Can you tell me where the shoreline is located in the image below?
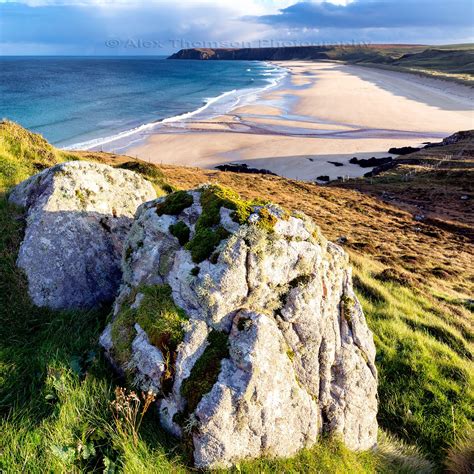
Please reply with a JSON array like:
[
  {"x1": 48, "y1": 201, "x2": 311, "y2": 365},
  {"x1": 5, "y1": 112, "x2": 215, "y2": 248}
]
[
  {"x1": 65, "y1": 62, "x2": 288, "y2": 152},
  {"x1": 123, "y1": 60, "x2": 473, "y2": 182}
]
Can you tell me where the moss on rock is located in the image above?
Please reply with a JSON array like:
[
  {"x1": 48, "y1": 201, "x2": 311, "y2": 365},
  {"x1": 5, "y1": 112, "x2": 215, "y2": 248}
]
[
  {"x1": 110, "y1": 301, "x2": 136, "y2": 369},
  {"x1": 180, "y1": 329, "x2": 229, "y2": 414},
  {"x1": 135, "y1": 285, "x2": 188, "y2": 353},
  {"x1": 185, "y1": 226, "x2": 230, "y2": 263},
  {"x1": 169, "y1": 221, "x2": 191, "y2": 246},
  {"x1": 255, "y1": 207, "x2": 278, "y2": 233},
  {"x1": 183, "y1": 185, "x2": 281, "y2": 263},
  {"x1": 156, "y1": 191, "x2": 193, "y2": 216},
  {"x1": 110, "y1": 284, "x2": 188, "y2": 384}
]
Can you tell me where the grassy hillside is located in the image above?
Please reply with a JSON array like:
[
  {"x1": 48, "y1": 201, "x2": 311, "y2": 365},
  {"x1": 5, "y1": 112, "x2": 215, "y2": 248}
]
[
  {"x1": 0, "y1": 121, "x2": 472, "y2": 472},
  {"x1": 326, "y1": 45, "x2": 474, "y2": 84}
]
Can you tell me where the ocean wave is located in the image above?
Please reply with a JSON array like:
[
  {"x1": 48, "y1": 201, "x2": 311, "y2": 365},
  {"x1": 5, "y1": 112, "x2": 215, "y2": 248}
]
[{"x1": 64, "y1": 64, "x2": 288, "y2": 152}]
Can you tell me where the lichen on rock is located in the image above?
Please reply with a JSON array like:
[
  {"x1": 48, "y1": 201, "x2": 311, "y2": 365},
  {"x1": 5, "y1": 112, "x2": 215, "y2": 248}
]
[{"x1": 101, "y1": 184, "x2": 378, "y2": 469}]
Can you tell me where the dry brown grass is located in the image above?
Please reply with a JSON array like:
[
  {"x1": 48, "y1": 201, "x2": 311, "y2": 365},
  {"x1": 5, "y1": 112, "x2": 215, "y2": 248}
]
[{"x1": 445, "y1": 431, "x2": 474, "y2": 473}]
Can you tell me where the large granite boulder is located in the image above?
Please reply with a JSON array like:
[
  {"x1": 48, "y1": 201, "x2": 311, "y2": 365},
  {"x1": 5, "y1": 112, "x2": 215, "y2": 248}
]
[
  {"x1": 101, "y1": 185, "x2": 378, "y2": 468},
  {"x1": 9, "y1": 161, "x2": 156, "y2": 310}
]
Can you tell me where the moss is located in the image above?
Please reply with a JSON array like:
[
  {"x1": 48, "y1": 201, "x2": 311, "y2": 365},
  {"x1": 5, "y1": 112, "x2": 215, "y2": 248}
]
[
  {"x1": 110, "y1": 285, "x2": 188, "y2": 390},
  {"x1": 185, "y1": 226, "x2": 230, "y2": 264},
  {"x1": 169, "y1": 221, "x2": 190, "y2": 246},
  {"x1": 184, "y1": 185, "x2": 285, "y2": 263},
  {"x1": 155, "y1": 191, "x2": 193, "y2": 216},
  {"x1": 180, "y1": 330, "x2": 229, "y2": 414},
  {"x1": 110, "y1": 303, "x2": 136, "y2": 369},
  {"x1": 135, "y1": 285, "x2": 188, "y2": 354},
  {"x1": 256, "y1": 207, "x2": 278, "y2": 233},
  {"x1": 198, "y1": 185, "x2": 253, "y2": 228}
]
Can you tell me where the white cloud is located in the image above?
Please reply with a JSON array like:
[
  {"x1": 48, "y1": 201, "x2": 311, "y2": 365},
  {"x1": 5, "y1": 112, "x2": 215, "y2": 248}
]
[{"x1": 0, "y1": 0, "x2": 352, "y2": 11}]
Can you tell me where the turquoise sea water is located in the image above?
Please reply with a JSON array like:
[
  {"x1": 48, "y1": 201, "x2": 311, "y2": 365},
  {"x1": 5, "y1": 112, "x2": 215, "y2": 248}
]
[{"x1": 0, "y1": 56, "x2": 285, "y2": 150}]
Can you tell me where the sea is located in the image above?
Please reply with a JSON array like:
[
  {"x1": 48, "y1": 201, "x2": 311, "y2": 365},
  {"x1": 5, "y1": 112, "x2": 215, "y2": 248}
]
[{"x1": 0, "y1": 56, "x2": 286, "y2": 152}]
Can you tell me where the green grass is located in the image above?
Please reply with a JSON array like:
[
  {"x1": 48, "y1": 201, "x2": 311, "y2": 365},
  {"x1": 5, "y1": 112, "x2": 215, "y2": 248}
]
[
  {"x1": 0, "y1": 122, "x2": 468, "y2": 472},
  {"x1": 351, "y1": 254, "x2": 473, "y2": 465},
  {"x1": 155, "y1": 190, "x2": 194, "y2": 216},
  {"x1": 180, "y1": 330, "x2": 229, "y2": 416},
  {"x1": 0, "y1": 120, "x2": 74, "y2": 189}
]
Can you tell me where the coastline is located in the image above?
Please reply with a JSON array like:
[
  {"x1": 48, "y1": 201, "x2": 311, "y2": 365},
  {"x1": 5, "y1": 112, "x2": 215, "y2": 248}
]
[
  {"x1": 65, "y1": 62, "x2": 287, "y2": 152},
  {"x1": 123, "y1": 60, "x2": 473, "y2": 182}
]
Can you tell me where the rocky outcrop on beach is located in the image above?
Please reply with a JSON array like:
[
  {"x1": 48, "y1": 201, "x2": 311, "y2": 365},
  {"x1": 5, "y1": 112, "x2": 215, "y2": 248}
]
[
  {"x1": 350, "y1": 156, "x2": 393, "y2": 167},
  {"x1": 387, "y1": 146, "x2": 420, "y2": 155},
  {"x1": 8, "y1": 161, "x2": 156, "y2": 309},
  {"x1": 100, "y1": 185, "x2": 378, "y2": 469},
  {"x1": 215, "y1": 163, "x2": 277, "y2": 175}
]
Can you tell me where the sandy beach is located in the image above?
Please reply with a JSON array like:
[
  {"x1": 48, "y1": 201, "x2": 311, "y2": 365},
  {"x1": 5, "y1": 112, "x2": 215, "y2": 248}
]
[{"x1": 126, "y1": 61, "x2": 474, "y2": 181}]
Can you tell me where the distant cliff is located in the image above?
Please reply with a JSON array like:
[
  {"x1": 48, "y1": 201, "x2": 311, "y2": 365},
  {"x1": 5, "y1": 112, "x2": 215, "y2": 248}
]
[{"x1": 168, "y1": 46, "x2": 332, "y2": 61}]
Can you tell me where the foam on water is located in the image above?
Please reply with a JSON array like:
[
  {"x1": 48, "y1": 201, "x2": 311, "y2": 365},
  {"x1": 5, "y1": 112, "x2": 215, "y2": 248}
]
[
  {"x1": 0, "y1": 57, "x2": 287, "y2": 151},
  {"x1": 64, "y1": 62, "x2": 287, "y2": 152}
]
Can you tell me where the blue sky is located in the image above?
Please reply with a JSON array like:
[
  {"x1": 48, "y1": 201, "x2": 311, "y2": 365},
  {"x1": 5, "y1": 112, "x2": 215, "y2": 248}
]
[{"x1": 0, "y1": 0, "x2": 473, "y2": 55}]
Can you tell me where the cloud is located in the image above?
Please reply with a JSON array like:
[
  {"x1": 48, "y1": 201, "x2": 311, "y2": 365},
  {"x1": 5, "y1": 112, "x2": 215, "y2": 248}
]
[
  {"x1": 254, "y1": 0, "x2": 474, "y2": 29},
  {"x1": 0, "y1": 1, "x2": 276, "y2": 54},
  {"x1": 0, "y1": 0, "x2": 472, "y2": 55}
]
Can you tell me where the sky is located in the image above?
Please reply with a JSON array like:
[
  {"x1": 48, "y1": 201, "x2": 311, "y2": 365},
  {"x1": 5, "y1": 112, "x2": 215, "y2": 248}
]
[{"x1": 0, "y1": 0, "x2": 473, "y2": 55}]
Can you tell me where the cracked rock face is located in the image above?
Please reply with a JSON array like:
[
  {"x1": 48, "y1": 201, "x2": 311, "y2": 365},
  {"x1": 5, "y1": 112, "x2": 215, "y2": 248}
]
[
  {"x1": 101, "y1": 185, "x2": 378, "y2": 469},
  {"x1": 9, "y1": 161, "x2": 156, "y2": 309}
]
